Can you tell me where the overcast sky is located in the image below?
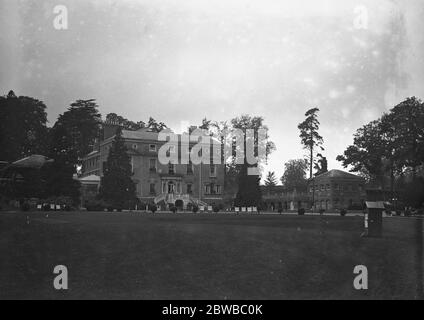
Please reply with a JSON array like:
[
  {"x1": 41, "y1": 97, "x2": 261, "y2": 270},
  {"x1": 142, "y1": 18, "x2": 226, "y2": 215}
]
[{"x1": 1, "y1": 0, "x2": 424, "y2": 182}]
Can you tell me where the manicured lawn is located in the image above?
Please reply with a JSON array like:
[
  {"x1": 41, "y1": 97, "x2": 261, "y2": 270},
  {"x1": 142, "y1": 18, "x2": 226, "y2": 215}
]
[{"x1": 0, "y1": 211, "x2": 422, "y2": 299}]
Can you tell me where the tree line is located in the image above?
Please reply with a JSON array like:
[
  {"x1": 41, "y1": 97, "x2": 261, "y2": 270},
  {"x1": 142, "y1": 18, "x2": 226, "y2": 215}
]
[
  {"x1": 265, "y1": 97, "x2": 424, "y2": 209},
  {"x1": 337, "y1": 97, "x2": 424, "y2": 207},
  {"x1": 0, "y1": 90, "x2": 168, "y2": 206},
  {"x1": 0, "y1": 90, "x2": 276, "y2": 209}
]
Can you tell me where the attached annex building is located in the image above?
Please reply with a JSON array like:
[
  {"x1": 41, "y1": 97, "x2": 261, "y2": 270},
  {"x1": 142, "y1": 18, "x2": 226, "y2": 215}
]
[{"x1": 261, "y1": 169, "x2": 367, "y2": 212}]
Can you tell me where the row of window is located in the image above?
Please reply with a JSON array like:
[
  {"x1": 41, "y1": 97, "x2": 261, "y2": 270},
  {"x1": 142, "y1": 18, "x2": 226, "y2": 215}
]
[
  {"x1": 309, "y1": 184, "x2": 363, "y2": 193},
  {"x1": 148, "y1": 159, "x2": 217, "y2": 176},
  {"x1": 132, "y1": 144, "x2": 158, "y2": 152},
  {"x1": 313, "y1": 199, "x2": 364, "y2": 207},
  {"x1": 148, "y1": 182, "x2": 221, "y2": 195},
  {"x1": 131, "y1": 143, "x2": 220, "y2": 160},
  {"x1": 84, "y1": 157, "x2": 99, "y2": 169}
]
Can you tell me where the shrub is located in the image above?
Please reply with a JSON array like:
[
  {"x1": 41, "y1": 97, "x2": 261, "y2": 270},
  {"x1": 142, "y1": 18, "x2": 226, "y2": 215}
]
[
  {"x1": 340, "y1": 209, "x2": 347, "y2": 216},
  {"x1": 170, "y1": 205, "x2": 177, "y2": 213},
  {"x1": 149, "y1": 204, "x2": 157, "y2": 213},
  {"x1": 278, "y1": 207, "x2": 283, "y2": 214},
  {"x1": 348, "y1": 204, "x2": 364, "y2": 211},
  {"x1": 21, "y1": 202, "x2": 30, "y2": 212},
  {"x1": 86, "y1": 199, "x2": 108, "y2": 211},
  {"x1": 192, "y1": 205, "x2": 199, "y2": 213},
  {"x1": 213, "y1": 205, "x2": 220, "y2": 213},
  {"x1": 319, "y1": 209, "x2": 325, "y2": 215},
  {"x1": 298, "y1": 208, "x2": 305, "y2": 215}
]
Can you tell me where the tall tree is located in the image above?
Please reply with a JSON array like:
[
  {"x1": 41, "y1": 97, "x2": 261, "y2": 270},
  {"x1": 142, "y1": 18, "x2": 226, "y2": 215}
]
[
  {"x1": 298, "y1": 108, "x2": 324, "y2": 179},
  {"x1": 0, "y1": 90, "x2": 48, "y2": 162},
  {"x1": 105, "y1": 113, "x2": 146, "y2": 130},
  {"x1": 44, "y1": 122, "x2": 81, "y2": 203},
  {"x1": 54, "y1": 99, "x2": 102, "y2": 162},
  {"x1": 337, "y1": 120, "x2": 388, "y2": 187},
  {"x1": 99, "y1": 128, "x2": 136, "y2": 208},
  {"x1": 231, "y1": 115, "x2": 275, "y2": 207},
  {"x1": 389, "y1": 97, "x2": 424, "y2": 179},
  {"x1": 264, "y1": 171, "x2": 278, "y2": 187},
  {"x1": 280, "y1": 159, "x2": 308, "y2": 192}
]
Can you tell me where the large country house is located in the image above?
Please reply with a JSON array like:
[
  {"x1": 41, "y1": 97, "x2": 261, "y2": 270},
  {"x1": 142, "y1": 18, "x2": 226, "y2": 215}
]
[{"x1": 80, "y1": 123, "x2": 225, "y2": 210}]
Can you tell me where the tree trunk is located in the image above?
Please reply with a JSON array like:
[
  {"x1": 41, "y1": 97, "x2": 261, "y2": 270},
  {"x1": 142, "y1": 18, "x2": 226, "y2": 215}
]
[{"x1": 310, "y1": 145, "x2": 313, "y2": 179}]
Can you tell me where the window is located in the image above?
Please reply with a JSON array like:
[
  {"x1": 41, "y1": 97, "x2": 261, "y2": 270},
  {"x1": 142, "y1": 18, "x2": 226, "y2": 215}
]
[
  {"x1": 132, "y1": 144, "x2": 138, "y2": 150},
  {"x1": 187, "y1": 183, "x2": 193, "y2": 194},
  {"x1": 149, "y1": 159, "x2": 157, "y2": 172},
  {"x1": 205, "y1": 184, "x2": 211, "y2": 194},
  {"x1": 334, "y1": 184, "x2": 339, "y2": 190},
  {"x1": 326, "y1": 184, "x2": 330, "y2": 191},
  {"x1": 320, "y1": 184, "x2": 324, "y2": 191},
  {"x1": 149, "y1": 144, "x2": 156, "y2": 152},
  {"x1": 215, "y1": 185, "x2": 221, "y2": 194},
  {"x1": 210, "y1": 164, "x2": 216, "y2": 177},
  {"x1": 149, "y1": 183, "x2": 156, "y2": 195},
  {"x1": 168, "y1": 163, "x2": 175, "y2": 175}
]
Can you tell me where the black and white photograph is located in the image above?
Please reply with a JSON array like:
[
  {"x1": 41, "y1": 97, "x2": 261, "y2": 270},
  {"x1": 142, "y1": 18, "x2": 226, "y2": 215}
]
[{"x1": 0, "y1": 0, "x2": 423, "y2": 304}]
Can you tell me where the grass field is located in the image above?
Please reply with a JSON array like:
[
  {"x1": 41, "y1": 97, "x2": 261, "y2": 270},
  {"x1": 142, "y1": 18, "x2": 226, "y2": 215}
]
[{"x1": 0, "y1": 211, "x2": 422, "y2": 300}]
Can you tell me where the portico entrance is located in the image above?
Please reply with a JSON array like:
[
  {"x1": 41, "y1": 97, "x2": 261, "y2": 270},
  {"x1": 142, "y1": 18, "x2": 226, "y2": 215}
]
[{"x1": 167, "y1": 181, "x2": 175, "y2": 194}]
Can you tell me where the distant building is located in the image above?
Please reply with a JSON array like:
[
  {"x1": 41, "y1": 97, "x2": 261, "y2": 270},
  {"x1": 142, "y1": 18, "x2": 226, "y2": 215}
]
[
  {"x1": 261, "y1": 169, "x2": 367, "y2": 212},
  {"x1": 309, "y1": 169, "x2": 366, "y2": 211},
  {"x1": 0, "y1": 155, "x2": 53, "y2": 199},
  {"x1": 261, "y1": 186, "x2": 310, "y2": 211},
  {"x1": 80, "y1": 124, "x2": 225, "y2": 209}
]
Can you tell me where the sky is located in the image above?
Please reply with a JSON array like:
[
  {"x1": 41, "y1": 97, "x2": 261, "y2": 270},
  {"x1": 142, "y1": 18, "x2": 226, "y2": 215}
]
[{"x1": 1, "y1": 0, "x2": 424, "y2": 182}]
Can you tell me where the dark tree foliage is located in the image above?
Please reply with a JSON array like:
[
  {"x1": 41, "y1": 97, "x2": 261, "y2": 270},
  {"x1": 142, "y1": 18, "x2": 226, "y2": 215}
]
[
  {"x1": 298, "y1": 108, "x2": 324, "y2": 179},
  {"x1": 337, "y1": 120, "x2": 387, "y2": 184},
  {"x1": 280, "y1": 159, "x2": 308, "y2": 192},
  {"x1": 105, "y1": 113, "x2": 146, "y2": 130},
  {"x1": 389, "y1": 97, "x2": 424, "y2": 178},
  {"x1": 231, "y1": 115, "x2": 275, "y2": 207},
  {"x1": 234, "y1": 164, "x2": 262, "y2": 207},
  {"x1": 314, "y1": 153, "x2": 328, "y2": 176},
  {"x1": 54, "y1": 99, "x2": 102, "y2": 162},
  {"x1": 0, "y1": 90, "x2": 48, "y2": 162},
  {"x1": 264, "y1": 171, "x2": 277, "y2": 187},
  {"x1": 401, "y1": 177, "x2": 424, "y2": 208},
  {"x1": 99, "y1": 128, "x2": 136, "y2": 208},
  {"x1": 45, "y1": 122, "x2": 81, "y2": 203},
  {"x1": 337, "y1": 97, "x2": 424, "y2": 207},
  {"x1": 147, "y1": 117, "x2": 167, "y2": 132},
  {"x1": 199, "y1": 117, "x2": 212, "y2": 130}
]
